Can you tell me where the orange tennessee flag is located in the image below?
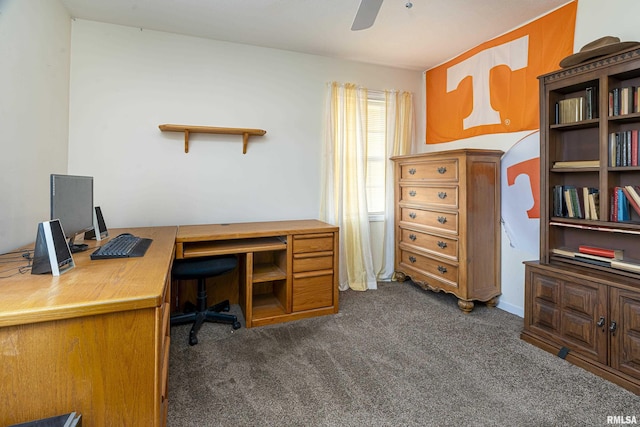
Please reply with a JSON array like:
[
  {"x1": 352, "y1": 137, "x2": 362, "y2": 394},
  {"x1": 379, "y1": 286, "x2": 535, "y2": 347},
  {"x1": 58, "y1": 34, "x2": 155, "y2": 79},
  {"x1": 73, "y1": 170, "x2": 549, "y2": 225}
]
[{"x1": 426, "y1": 1, "x2": 576, "y2": 144}]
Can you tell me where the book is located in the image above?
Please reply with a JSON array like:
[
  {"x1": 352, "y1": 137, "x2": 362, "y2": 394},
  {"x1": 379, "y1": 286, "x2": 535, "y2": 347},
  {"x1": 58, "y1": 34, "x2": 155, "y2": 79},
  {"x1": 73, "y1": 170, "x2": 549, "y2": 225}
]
[
  {"x1": 585, "y1": 86, "x2": 598, "y2": 119},
  {"x1": 578, "y1": 245, "x2": 623, "y2": 259},
  {"x1": 575, "y1": 255, "x2": 612, "y2": 268},
  {"x1": 551, "y1": 247, "x2": 575, "y2": 258},
  {"x1": 588, "y1": 192, "x2": 600, "y2": 220},
  {"x1": 551, "y1": 248, "x2": 613, "y2": 267},
  {"x1": 632, "y1": 129, "x2": 638, "y2": 167},
  {"x1": 611, "y1": 259, "x2": 640, "y2": 273},
  {"x1": 625, "y1": 185, "x2": 640, "y2": 206},
  {"x1": 618, "y1": 187, "x2": 630, "y2": 221},
  {"x1": 583, "y1": 187, "x2": 591, "y2": 220},
  {"x1": 553, "y1": 160, "x2": 600, "y2": 168},
  {"x1": 621, "y1": 186, "x2": 640, "y2": 218}
]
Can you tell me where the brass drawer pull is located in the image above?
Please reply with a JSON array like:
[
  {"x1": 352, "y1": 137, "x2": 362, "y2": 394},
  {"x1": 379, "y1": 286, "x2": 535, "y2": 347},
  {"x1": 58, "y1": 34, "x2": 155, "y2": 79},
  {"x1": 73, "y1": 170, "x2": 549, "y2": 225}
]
[
  {"x1": 409, "y1": 190, "x2": 417, "y2": 197},
  {"x1": 437, "y1": 216, "x2": 447, "y2": 224},
  {"x1": 437, "y1": 265, "x2": 447, "y2": 274},
  {"x1": 437, "y1": 166, "x2": 447, "y2": 174},
  {"x1": 409, "y1": 234, "x2": 417, "y2": 241},
  {"x1": 438, "y1": 191, "x2": 447, "y2": 199},
  {"x1": 437, "y1": 241, "x2": 447, "y2": 249},
  {"x1": 409, "y1": 168, "x2": 416, "y2": 175},
  {"x1": 409, "y1": 256, "x2": 417, "y2": 263},
  {"x1": 409, "y1": 212, "x2": 417, "y2": 219}
]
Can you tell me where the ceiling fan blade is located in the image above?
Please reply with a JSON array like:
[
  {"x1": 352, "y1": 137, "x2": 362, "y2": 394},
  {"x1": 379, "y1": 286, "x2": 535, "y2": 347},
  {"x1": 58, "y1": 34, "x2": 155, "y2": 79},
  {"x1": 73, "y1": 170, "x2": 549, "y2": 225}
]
[{"x1": 351, "y1": 0, "x2": 384, "y2": 31}]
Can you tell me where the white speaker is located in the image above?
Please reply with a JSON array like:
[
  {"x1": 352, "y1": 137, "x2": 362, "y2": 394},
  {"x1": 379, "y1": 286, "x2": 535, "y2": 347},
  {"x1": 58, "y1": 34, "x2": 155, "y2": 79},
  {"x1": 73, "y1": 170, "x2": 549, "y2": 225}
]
[{"x1": 31, "y1": 219, "x2": 75, "y2": 276}]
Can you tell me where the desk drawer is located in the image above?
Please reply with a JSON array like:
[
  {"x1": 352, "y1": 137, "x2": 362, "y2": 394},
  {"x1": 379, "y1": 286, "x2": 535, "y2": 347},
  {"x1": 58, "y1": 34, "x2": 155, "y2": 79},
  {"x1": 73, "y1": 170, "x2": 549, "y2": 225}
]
[
  {"x1": 293, "y1": 252, "x2": 334, "y2": 273},
  {"x1": 400, "y1": 229, "x2": 457, "y2": 260},
  {"x1": 400, "y1": 158, "x2": 459, "y2": 182},
  {"x1": 399, "y1": 249, "x2": 458, "y2": 288},
  {"x1": 400, "y1": 185, "x2": 458, "y2": 208},
  {"x1": 292, "y1": 271, "x2": 334, "y2": 311},
  {"x1": 293, "y1": 233, "x2": 334, "y2": 253},
  {"x1": 400, "y1": 207, "x2": 458, "y2": 234}
]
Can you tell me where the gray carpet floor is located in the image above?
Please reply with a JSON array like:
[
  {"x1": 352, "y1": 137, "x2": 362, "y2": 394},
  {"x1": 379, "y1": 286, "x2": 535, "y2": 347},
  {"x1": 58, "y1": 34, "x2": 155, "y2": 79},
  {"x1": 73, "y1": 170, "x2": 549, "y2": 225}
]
[{"x1": 167, "y1": 281, "x2": 639, "y2": 426}]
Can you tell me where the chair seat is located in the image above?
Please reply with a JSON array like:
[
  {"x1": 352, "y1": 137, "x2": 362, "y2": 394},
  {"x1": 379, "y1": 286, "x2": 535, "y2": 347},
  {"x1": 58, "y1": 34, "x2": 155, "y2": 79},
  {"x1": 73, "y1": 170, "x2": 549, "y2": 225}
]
[{"x1": 172, "y1": 255, "x2": 237, "y2": 279}]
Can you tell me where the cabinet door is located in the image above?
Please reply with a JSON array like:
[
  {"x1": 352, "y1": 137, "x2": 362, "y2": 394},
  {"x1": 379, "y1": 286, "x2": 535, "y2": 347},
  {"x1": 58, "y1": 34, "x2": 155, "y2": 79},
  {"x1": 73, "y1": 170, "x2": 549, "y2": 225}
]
[
  {"x1": 526, "y1": 268, "x2": 607, "y2": 363},
  {"x1": 610, "y1": 288, "x2": 640, "y2": 381}
]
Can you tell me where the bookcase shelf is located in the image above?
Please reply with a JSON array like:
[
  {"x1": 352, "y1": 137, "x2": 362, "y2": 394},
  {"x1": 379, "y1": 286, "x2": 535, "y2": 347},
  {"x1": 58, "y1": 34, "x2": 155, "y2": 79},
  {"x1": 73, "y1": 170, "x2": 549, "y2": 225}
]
[{"x1": 522, "y1": 46, "x2": 640, "y2": 395}]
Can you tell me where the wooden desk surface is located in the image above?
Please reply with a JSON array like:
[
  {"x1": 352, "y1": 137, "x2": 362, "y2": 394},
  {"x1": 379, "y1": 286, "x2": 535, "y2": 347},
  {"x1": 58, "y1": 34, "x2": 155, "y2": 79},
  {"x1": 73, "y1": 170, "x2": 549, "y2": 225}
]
[
  {"x1": 177, "y1": 219, "x2": 338, "y2": 242},
  {"x1": 0, "y1": 226, "x2": 177, "y2": 328}
]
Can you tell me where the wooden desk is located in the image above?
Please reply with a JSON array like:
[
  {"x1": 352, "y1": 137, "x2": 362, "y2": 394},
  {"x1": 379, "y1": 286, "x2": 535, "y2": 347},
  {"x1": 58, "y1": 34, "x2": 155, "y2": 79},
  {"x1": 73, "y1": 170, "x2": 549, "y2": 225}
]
[
  {"x1": 0, "y1": 226, "x2": 176, "y2": 427},
  {"x1": 176, "y1": 220, "x2": 339, "y2": 328}
]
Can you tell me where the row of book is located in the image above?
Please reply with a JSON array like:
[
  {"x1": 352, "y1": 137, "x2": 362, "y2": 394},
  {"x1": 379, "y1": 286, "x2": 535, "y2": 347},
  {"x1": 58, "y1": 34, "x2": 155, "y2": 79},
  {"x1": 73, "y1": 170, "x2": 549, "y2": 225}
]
[
  {"x1": 552, "y1": 245, "x2": 640, "y2": 274},
  {"x1": 553, "y1": 185, "x2": 599, "y2": 220},
  {"x1": 609, "y1": 86, "x2": 639, "y2": 116},
  {"x1": 610, "y1": 185, "x2": 640, "y2": 222},
  {"x1": 609, "y1": 130, "x2": 639, "y2": 167},
  {"x1": 554, "y1": 86, "x2": 598, "y2": 124}
]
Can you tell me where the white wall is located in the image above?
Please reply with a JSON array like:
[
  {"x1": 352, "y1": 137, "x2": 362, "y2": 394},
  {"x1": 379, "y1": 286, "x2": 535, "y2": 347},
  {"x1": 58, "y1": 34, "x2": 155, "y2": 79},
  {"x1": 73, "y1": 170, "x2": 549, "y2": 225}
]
[
  {"x1": 4, "y1": 0, "x2": 638, "y2": 316},
  {"x1": 67, "y1": 20, "x2": 423, "y2": 230},
  {"x1": 0, "y1": 0, "x2": 71, "y2": 253},
  {"x1": 418, "y1": 0, "x2": 640, "y2": 316}
]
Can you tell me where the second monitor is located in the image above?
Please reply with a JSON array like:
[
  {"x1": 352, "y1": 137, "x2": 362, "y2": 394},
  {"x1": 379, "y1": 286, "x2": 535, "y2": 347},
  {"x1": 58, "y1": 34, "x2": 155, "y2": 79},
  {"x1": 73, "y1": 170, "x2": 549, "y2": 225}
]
[{"x1": 50, "y1": 174, "x2": 94, "y2": 253}]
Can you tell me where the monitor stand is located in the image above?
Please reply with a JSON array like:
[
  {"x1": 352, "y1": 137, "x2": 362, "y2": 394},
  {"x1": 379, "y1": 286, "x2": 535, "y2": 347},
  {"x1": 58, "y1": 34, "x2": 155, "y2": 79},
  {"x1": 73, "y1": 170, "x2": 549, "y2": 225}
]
[
  {"x1": 69, "y1": 244, "x2": 89, "y2": 253},
  {"x1": 68, "y1": 236, "x2": 89, "y2": 253}
]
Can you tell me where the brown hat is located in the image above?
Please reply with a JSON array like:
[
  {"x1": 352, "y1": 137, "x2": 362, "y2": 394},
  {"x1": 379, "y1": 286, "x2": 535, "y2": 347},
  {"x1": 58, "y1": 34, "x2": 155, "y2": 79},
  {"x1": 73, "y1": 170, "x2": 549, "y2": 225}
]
[{"x1": 559, "y1": 36, "x2": 640, "y2": 68}]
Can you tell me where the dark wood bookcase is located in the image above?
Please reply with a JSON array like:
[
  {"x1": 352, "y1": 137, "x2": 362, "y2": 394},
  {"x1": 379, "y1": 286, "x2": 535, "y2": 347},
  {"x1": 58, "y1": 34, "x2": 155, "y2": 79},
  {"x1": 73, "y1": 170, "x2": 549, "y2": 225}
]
[{"x1": 522, "y1": 47, "x2": 640, "y2": 395}]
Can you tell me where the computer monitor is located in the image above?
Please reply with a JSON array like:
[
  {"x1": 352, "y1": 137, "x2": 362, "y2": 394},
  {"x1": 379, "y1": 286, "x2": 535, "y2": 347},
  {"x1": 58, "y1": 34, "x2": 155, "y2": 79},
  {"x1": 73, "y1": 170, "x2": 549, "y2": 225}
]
[{"x1": 50, "y1": 174, "x2": 94, "y2": 253}]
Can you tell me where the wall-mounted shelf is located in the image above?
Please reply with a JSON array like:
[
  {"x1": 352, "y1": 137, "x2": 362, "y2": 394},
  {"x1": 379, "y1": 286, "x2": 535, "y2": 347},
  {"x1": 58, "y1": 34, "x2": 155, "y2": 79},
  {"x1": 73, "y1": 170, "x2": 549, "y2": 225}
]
[{"x1": 158, "y1": 124, "x2": 266, "y2": 154}]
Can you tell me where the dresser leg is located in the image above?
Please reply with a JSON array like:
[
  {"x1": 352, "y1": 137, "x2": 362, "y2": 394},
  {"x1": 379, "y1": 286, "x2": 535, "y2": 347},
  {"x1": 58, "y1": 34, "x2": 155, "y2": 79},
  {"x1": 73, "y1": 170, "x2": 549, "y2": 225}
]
[
  {"x1": 486, "y1": 296, "x2": 499, "y2": 307},
  {"x1": 457, "y1": 299, "x2": 474, "y2": 313},
  {"x1": 394, "y1": 271, "x2": 407, "y2": 282}
]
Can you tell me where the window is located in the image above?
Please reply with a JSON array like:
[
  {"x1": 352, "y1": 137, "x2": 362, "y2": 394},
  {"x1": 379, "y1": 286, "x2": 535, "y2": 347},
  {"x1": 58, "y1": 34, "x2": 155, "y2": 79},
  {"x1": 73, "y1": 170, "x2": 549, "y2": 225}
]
[{"x1": 366, "y1": 91, "x2": 386, "y2": 221}]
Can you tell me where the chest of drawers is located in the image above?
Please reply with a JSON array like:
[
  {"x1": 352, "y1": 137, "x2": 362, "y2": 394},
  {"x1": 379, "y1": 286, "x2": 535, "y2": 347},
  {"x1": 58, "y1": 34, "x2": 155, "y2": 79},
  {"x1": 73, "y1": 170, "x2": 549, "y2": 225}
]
[{"x1": 391, "y1": 149, "x2": 502, "y2": 312}]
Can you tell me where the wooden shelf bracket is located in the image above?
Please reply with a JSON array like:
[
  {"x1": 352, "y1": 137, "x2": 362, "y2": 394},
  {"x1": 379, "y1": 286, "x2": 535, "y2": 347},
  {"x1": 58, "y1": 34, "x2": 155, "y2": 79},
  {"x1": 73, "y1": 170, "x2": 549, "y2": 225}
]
[{"x1": 158, "y1": 124, "x2": 266, "y2": 154}]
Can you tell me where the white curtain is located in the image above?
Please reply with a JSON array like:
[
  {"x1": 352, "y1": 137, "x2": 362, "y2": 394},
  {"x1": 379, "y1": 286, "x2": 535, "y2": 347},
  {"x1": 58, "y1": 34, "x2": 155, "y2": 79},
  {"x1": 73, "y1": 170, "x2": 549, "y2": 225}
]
[
  {"x1": 378, "y1": 90, "x2": 414, "y2": 280},
  {"x1": 321, "y1": 83, "x2": 414, "y2": 290},
  {"x1": 320, "y1": 82, "x2": 377, "y2": 291}
]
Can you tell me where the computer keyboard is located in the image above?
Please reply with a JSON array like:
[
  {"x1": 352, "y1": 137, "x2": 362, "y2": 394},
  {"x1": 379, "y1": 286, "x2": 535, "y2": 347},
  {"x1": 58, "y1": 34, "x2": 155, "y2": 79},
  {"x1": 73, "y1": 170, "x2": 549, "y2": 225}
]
[{"x1": 90, "y1": 233, "x2": 153, "y2": 260}]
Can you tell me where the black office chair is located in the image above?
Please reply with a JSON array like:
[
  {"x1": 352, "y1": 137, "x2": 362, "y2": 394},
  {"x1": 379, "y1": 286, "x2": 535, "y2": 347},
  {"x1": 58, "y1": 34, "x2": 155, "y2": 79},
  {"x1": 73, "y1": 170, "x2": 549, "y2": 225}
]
[{"x1": 170, "y1": 255, "x2": 241, "y2": 345}]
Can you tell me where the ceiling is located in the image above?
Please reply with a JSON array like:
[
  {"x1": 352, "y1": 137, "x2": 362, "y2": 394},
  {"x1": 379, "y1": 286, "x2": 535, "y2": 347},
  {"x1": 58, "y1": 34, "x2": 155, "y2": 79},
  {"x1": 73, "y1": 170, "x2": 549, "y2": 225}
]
[{"x1": 59, "y1": 0, "x2": 571, "y2": 71}]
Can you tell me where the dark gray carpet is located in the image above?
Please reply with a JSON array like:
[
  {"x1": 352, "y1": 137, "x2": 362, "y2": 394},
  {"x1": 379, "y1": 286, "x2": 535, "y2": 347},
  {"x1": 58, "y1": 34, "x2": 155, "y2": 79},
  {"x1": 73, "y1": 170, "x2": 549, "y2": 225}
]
[{"x1": 168, "y1": 281, "x2": 639, "y2": 426}]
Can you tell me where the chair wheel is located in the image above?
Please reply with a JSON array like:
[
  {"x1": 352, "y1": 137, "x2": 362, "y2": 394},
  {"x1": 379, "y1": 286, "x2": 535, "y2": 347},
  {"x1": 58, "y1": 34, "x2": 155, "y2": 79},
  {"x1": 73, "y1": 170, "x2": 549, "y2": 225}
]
[
  {"x1": 189, "y1": 336, "x2": 198, "y2": 346},
  {"x1": 232, "y1": 321, "x2": 241, "y2": 330}
]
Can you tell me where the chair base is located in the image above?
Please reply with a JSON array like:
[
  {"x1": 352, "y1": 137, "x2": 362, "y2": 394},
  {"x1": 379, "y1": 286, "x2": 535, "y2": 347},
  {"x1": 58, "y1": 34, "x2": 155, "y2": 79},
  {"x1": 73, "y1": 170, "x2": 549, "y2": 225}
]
[
  {"x1": 171, "y1": 300, "x2": 241, "y2": 345},
  {"x1": 171, "y1": 275, "x2": 242, "y2": 346}
]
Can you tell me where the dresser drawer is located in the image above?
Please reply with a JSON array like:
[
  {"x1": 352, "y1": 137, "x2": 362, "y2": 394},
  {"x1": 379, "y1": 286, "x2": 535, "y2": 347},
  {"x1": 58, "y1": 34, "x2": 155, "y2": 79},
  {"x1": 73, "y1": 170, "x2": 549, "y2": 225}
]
[
  {"x1": 293, "y1": 233, "x2": 334, "y2": 253},
  {"x1": 399, "y1": 249, "x2": 458, "y2": 288},
  {"x1": 292, "y1": 271, "x2": 334, "y2": 311},
  {"x1": 400, "y1": 207, "x2": 458, "y2": 234},
  {"x1": 400, "y1": 158, "x2": 459, "y2": 181},
  {"x1": 293, "y1": 252, "x2": 334, "y2": 273},
  {"x1": 400, "y1": 228, "x2": 457, "y2": 260},
  {"x1": 400, "y1": 185, "x2": 458, "y2": 208}
]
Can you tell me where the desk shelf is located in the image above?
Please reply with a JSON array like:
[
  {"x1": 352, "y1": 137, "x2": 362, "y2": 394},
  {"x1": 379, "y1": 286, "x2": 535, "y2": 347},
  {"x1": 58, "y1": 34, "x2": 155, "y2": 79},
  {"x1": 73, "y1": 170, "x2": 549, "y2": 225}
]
[
  {"x1": 158, "y1": 124, "x2": 266, "y2": 154},
  {"x1": 253, "y1": 263, "x2": 287, "y2": 283},
  {"x1": 252, "y1": 294, "x2": 287, "y2": 319}
]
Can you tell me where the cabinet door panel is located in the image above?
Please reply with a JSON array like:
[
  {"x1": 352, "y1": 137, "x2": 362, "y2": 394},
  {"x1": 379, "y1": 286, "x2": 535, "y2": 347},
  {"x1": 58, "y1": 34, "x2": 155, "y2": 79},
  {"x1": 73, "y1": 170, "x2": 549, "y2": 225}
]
[
  {"x1": 526, "y1": 268, "x2": 606, "y2": 363},
  {"x1": 529, "y1": 272, "x2": 560, "y2": 333},
  {"x1": 610, "y1": 288, "x2": 640, "y2": 381}
]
